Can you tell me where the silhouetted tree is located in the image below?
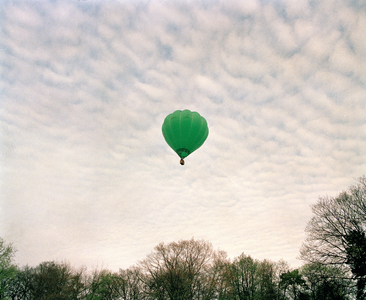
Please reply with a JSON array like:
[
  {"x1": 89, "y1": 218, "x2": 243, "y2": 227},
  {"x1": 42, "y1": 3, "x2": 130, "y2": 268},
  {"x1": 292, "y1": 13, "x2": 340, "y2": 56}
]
[
  {"x1": 139, "y1": 238, "x2": 218, "y2": 300},
  {"x1": 119, "y1": 266, "x2": 147, "y2": 300},
  {"x1": 280, "y1": 269, "x2": 307, "y2": 300},
  {"x1": 229, "y1": 253, "x2": 257, "y2": 300},
  {"x1": 300, "y1": 262, "x2": 351, "y2": 300},
  {"x1": 86, "y1": 269, "x2": 125, "y2": 300},
  {"x1": 0, "y1": 238, "x2": 17, "y2": 299},
  {"x1": 32, "y1": 261, "x2": 84, "y2": 300},
  {"x1": 221, "y1": 253, "x2": 288, "y2": 300},
  {"x1": 256, "y1": 259, "x2": 278, "y2": 300},
  {"x1": 344, "y1": 229, "x2": 366, "y2": 300},
  {"x1": 300, "y1": 176, "x2": 366, "y2": 299}
]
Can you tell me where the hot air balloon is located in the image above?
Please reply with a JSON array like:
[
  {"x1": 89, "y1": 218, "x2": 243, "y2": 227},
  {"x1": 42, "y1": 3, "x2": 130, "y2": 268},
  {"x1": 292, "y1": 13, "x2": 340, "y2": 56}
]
[{"x1": 162, "y1": 109, "x2": 209, "y2": 165}]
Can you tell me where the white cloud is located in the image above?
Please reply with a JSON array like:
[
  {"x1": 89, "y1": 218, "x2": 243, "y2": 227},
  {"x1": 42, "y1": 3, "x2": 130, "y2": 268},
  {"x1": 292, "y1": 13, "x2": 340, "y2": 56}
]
[{"x1": 0, "y1": 0, "x2": 365, "y2": 271}]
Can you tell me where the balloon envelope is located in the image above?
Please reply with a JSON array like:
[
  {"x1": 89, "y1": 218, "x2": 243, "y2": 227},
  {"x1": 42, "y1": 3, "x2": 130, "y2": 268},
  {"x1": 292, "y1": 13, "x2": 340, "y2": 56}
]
[{"x1": 162, "y1": 109, "x2": 209, "y2": 161}]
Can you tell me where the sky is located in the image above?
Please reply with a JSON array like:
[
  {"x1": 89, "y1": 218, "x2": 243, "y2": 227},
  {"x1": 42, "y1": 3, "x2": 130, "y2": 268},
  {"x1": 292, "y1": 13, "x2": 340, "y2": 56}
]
[{"x1": 0, "y1": 0, "x2": 365, "y2": 272}]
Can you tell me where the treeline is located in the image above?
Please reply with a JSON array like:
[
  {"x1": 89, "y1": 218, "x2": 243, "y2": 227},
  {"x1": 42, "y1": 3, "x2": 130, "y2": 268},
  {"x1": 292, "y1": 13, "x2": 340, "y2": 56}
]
[
  {"x1": 0, "y1": 239, "x2": 353, "y2": 300},
  {"x1": 1, "y1": 176, "x2": 365, "y2": 300}
]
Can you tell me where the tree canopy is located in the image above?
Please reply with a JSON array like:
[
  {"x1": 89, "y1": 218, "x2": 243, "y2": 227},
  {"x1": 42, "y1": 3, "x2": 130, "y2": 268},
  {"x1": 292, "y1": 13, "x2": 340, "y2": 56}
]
[{"x1": 0, "y1": 237, "x2": 17, "y2": 297}]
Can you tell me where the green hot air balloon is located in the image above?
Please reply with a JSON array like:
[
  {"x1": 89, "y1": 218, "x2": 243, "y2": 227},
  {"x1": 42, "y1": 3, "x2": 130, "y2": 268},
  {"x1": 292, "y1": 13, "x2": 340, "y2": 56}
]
[{"x1": 162, "y1": 109, "x2": 209, "y2": 165}]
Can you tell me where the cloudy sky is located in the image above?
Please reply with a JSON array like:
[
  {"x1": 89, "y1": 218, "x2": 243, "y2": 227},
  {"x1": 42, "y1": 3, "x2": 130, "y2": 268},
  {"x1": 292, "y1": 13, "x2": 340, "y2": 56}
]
[{"x1": 1, "y1": 0, "x2": 365, "y2": 272}]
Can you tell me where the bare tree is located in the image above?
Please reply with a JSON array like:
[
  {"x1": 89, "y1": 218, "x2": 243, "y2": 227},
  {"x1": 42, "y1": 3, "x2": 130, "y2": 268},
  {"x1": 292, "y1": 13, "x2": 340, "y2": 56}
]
[
  {"x1": 300, "y1": 176, "x2": 366, "y2": 299},
  {"x1": 119, "y1": 266, "x2": 147, "y2": 300},
  {"x1": 139, "y1": 238, "x2": 218, "y2": 300}
]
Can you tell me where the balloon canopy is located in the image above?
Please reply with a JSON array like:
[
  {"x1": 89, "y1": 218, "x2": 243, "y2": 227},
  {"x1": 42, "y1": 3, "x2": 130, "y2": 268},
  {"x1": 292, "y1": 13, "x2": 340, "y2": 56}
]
[{"x1": 162, "y1": 109, "x2": 209, "y2": 164}]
